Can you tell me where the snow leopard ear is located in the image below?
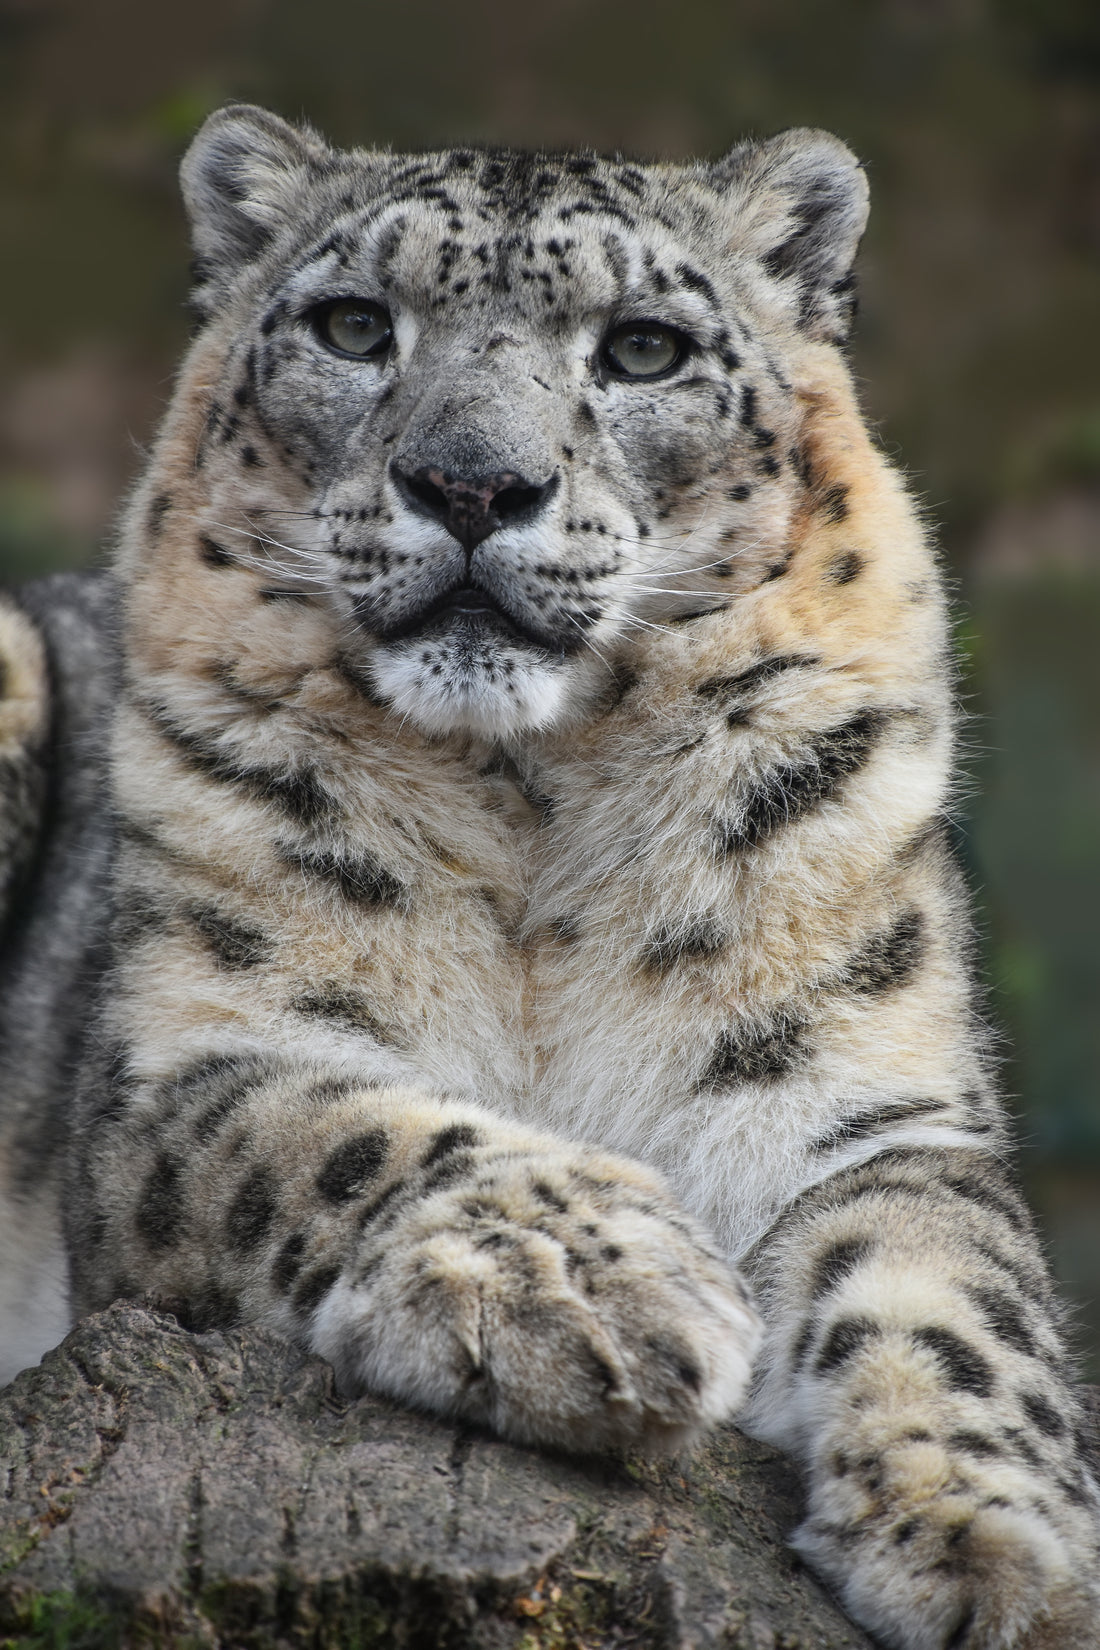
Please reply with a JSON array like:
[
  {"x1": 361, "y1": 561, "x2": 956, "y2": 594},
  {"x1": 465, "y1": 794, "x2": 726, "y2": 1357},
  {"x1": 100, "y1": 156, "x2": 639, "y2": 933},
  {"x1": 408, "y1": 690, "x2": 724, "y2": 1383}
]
[
  {"x1": 181, "y1": 104, "x2": 333, "y2": 289},
  {"x1": 709, "y1": 129, "x2": 869, "y2": 343}
]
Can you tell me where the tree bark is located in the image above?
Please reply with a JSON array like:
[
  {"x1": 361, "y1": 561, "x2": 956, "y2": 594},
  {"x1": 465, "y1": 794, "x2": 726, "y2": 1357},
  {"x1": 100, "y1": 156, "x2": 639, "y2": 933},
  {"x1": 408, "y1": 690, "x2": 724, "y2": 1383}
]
[{"x1": 2, "y1": 1304, "x2": 1097, "y2": 1648}]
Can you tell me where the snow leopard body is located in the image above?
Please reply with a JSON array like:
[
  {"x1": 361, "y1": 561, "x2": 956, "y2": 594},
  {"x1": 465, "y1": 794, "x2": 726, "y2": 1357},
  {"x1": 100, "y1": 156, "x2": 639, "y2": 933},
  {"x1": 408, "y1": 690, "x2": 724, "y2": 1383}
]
[{"x1": 0, "y1": 106, "x2": 1097, "y2": 1649}]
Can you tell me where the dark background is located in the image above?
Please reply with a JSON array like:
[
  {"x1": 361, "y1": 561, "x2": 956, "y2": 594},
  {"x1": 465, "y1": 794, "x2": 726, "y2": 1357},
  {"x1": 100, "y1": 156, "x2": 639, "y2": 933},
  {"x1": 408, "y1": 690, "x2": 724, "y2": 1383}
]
[{"x1": 2, "y1": 0, "x2": 1097, "y2": 1374}]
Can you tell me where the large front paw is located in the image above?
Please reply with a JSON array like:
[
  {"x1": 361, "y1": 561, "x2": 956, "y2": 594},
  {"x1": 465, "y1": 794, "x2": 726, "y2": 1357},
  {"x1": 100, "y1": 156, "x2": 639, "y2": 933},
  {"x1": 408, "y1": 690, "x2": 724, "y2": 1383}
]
[
  {"x1": 311, "y1": 1142, "x2": 760, "y2": 1453},
  {"x1": 796, "y1": 1427, "x2": 1100, "y2": 1649}
]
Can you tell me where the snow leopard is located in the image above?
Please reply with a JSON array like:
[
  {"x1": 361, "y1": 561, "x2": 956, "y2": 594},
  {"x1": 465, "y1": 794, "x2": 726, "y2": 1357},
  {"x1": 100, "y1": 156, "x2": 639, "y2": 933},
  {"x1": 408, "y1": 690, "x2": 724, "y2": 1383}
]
[{"x1": 0, "y1": 104, "x2": 1097, "y2": 1649}]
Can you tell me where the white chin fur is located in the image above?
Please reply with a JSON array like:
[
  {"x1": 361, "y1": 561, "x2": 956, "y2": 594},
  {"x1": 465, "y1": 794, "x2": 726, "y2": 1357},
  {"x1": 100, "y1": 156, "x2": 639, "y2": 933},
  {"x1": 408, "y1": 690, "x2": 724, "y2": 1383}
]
[{"x1": 369, "y1": 639, "x2": 571, "y2": 738}]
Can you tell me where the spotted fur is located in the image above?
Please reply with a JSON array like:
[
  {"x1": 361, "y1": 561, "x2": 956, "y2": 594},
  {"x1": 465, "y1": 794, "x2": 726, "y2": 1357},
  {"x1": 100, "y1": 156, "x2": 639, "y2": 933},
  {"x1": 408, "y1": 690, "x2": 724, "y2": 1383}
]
[{"x1": 1, "y1": 106, "x2": 1096, "y2": 1648}]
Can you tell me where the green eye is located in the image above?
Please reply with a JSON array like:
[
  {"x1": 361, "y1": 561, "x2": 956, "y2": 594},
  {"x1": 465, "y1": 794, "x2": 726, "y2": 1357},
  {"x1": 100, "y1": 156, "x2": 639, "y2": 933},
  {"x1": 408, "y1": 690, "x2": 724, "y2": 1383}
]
[
  {"x1": 316, "y1": 298, "x2": 393, "y2": 359},
  {"x1": 601, "y1": 321, "x2": 685, "y2": 380}
]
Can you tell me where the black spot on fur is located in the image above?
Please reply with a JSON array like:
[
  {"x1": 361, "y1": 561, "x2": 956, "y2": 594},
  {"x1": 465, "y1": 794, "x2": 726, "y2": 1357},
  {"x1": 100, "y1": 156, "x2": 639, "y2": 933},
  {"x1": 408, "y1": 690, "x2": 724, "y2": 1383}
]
[
  {"x1": 280, "y1": 845, "x2": 409, "y2": 909},
  {"x1": 198, "y1": 535, "x2": 234, "y2": 567},
  {"x1": 317, "y1": 1129, "x2": 389, "y2": 1203},
  {"x1": 293, "y1": 1264, "x2": 341, "y2": 1318},
  {"x1": 240, "y1": 444, "x2": 263, "y2": 468},
  {"x1": 944, "y1": 1606, "x2": 977, "y2": 1650},
  {"x1": 675, "y1": 262, "x2": 719, "y2": 307},
  {"x1": 790, "y1": 1316, "x2": 817, "y2": 1371},
  {"x1": 1073, "y1": 1423, "x2": 1095, "y2": 1462},
  {"x1": 666, "y1": 603, "x2": 727, "y2": 629},
  {"x1": 148, "y1": 493, "x2": 173, "y2": 538},
  {"x1": 964, "y1": 1284, "x2": 1037, "y2": 1359},
  {"x1": 331, "y1": 654, "x2": 389, "y2": 708},
  {"x1": 142, "y1": 701, "x2": 335, "y2": 827},
  {"x1": 190, "y1": 905, "x2": 270, "y2": 970},
  {"x1": 81, "y1": 1043, "x2": 138, "y2": 1129},
  {"x1": 641, "y1": 916, "x2": 727, "y2": 974},
  {"x1": 532, "y1": 1179, "x2": 569, "y2": 1214},
  {"x1": 790, "y1": 442, "x2": 817, "y2": 488},
  {"x1": 809, "y1": 1237, "x2": 875, "y2": 1300},
  {"x1": 646, "y1": 1335, "x2": 703, "y2": 1392},
  {"x1": 827, "y1": 550, "x2": 862, "y2": 588},
  {"x1": 577, "y1": 1343, "x2": 621, "y2": 1397},
  {"x1": 815, "y1": 1315, "x2": 881, "y2": 1374},
  {"x1": 760, "y1": 548, "x2": 793, "y2": 581},
  {"x1": 184, "y1": 1053, "x2": 271, "y2": 1143},
  {"x1": 422, "y1": 1124, "x2": 482, "y2": 1168},
  {"x1": 697, "y1": 653, "x2": 820, "y2": 723},
  {"x1": 809, "y1": 1096, "x2": 948, "y2": 1155},
  {"x1": 1058, "y1": 1470, "x2": 1092, "y2": 1507},
  {"x1": 226, "y1": 1165, "x2": 278, "y2": 1253},
  {"x1": 701, "y1": 1010, "x2": 806, "y2": 1087},
  {"x1": 603, "y1": 663, "x2": 638, "y2": 711},
  {"x1": 290, "y1": 984, "x2": 390, "y2": 1042},
  {"x1": 422, "y1": 1151, "x2": 476, "y2": 1193},
  {"x1": 1002, "y1": 1426, "x2": 1043, "y2": 1468},
  {"x1": 304, "y1": 1077, "x2": 365, "y2": 1107},
  {"x1": 136, "y1": 1154, "x2": 185, "y2": 1252},
  {"x1": 845, "y1": 910, "x2": 927, "y2": 995},
  {"x1": 819, "y1": 484, "x2": 849, "y2": 524},
  {"x1": 110, "y1": 889, "x2": 168, "y2": 949},
  {"x1": 912, "y1": 1326, "x2": 994, "y2": 1396},
  {"x1": 715, "y1": 710, "x2": 888, "y2": 853},
  {"x1": 273, "y1": 1231, "x2": 307, "y2": 1293},
  {"x1": 937, "y1": 1162, "x2": 1030, "y2": 1233},
  {"x1": 358, "y1": 1181, "x2": 405, "y2": 1230},
  {"x1": 950, "y1": 1429, "x2": 1001, "y2": 1458},
  {"x1": 1019, "y1": 1390, "x2": 1065, "y2": 1438}
]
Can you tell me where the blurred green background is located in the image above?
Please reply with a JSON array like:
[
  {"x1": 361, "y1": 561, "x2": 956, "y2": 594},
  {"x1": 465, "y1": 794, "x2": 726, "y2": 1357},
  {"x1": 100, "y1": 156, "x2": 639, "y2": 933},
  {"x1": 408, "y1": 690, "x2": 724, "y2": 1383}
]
[{"x1": 1, "y1": 0, "x2": 1097, "y2": 1372}]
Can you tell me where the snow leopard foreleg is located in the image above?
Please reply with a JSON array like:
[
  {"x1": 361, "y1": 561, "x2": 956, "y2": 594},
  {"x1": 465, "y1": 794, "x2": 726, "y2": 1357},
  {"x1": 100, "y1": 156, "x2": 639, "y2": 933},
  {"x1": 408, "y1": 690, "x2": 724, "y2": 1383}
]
[
  {"x1": 743, "y1": 1146, "x2": 1100, "y2": 1649},
  {"x1": 68, "y1": 1052, "x2": 760, "y2": 1453}
]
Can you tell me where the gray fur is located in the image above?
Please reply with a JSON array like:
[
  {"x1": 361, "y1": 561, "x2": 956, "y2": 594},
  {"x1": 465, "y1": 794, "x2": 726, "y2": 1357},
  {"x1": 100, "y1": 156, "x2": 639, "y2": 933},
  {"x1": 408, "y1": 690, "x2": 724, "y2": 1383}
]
[{"x1": 0, "y1": 572, "x2": 118, "y2": 1380}]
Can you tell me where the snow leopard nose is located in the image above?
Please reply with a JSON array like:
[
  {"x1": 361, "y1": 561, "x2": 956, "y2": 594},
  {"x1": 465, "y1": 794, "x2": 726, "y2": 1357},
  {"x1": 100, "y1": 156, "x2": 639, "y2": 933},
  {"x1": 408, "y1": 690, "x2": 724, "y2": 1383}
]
[{"x1": 390, "y1": 463, "x2": 559, "y2": 550}]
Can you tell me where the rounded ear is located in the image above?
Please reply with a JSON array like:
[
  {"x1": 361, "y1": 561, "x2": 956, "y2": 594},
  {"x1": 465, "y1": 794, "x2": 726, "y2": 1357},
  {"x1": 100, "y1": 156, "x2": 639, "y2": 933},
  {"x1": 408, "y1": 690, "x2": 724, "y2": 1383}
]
[
  {"x1": 180, "y1": 104, "x2": 333, "y2": 288},
  {"x1": 709, "y1": 129, "x2": 869, "y2": 343}
]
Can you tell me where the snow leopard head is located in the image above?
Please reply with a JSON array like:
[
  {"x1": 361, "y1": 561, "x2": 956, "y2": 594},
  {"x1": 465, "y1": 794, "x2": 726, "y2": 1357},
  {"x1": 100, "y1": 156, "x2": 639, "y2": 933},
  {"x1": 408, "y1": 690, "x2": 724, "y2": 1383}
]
[{"x1": 177, "y1": 105, "x2": 868, "y2": 737}]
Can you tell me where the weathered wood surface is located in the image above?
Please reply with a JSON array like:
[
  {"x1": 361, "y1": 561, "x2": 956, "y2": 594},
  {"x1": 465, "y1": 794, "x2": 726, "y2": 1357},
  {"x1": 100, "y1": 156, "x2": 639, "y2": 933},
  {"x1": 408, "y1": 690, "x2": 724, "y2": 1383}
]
[{"x1": 2, "y1": 1304, "x2": 1097, "y2": 1648}]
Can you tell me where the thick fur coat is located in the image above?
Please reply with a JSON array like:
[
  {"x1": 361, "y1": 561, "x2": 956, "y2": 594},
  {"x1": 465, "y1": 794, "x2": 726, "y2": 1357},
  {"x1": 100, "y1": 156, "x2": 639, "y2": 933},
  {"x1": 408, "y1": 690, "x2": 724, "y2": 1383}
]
[{"x1": 0, "y1": 107, "x2": 1096, "y2": 1649}]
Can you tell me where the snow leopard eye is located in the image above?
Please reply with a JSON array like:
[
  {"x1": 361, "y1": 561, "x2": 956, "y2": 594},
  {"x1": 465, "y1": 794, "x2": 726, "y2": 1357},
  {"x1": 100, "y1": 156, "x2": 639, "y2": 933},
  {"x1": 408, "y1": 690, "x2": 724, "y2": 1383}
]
[
  {"x1": 601, "y1": 321, "x2": 688, "y2": 380},
  {"x1": 314, "y1": 298, "x2": 393, "y2": 360}
]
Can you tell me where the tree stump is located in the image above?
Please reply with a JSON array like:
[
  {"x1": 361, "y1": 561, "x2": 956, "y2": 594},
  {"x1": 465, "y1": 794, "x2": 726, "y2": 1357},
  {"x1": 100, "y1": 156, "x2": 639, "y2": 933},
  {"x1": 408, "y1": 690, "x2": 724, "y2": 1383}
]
[{"x1": 2, "y1": 1304, "x2": 1097, "y2": 1648}]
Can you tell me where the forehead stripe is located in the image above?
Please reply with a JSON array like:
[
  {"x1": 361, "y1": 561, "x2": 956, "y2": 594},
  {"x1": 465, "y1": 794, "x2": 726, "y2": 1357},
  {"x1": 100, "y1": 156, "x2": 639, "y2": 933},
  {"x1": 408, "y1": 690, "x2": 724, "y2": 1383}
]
[{"x1": 675, "y1": 263, "x2": 721, "y2": 309}]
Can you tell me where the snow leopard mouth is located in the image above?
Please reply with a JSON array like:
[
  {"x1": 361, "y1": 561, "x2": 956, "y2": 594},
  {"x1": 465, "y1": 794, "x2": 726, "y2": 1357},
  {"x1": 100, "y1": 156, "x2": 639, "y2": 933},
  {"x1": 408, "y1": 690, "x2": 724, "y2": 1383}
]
[{"x1": 359, "y1": 583, "x2": 574, "y2": 656}]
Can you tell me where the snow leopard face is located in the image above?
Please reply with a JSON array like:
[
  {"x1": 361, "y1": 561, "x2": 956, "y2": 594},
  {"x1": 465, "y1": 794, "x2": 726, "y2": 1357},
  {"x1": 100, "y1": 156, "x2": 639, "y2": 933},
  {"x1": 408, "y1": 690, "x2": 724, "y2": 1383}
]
[{"x1": 180, "y1": 107, "x2": 867, "y2": 737}]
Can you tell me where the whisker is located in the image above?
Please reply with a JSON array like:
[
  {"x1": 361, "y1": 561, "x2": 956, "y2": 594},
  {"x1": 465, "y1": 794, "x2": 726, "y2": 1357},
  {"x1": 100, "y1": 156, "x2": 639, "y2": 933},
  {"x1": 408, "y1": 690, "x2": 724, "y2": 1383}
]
[{"x1": 204, "y1": 519, "x2": 331, "y2": 585}]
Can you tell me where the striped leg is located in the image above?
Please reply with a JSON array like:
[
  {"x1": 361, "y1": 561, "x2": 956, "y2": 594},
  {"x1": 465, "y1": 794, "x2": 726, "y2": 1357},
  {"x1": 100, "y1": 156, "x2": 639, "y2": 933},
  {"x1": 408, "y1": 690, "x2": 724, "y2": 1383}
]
[
  {"x1": 742, "y1": 1147, "x2": 1100, "y2": 1649},
  {"x1": 69, "y1": 1050, "x2": 759, "y2": 1453}
]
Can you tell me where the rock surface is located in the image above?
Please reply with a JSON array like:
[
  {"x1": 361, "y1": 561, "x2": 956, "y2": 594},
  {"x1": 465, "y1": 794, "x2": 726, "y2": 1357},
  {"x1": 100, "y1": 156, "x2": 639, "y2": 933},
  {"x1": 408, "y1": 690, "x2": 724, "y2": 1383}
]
[{"x1": 1, "y1": 1305, "x2": 1097, "y2": 1649}]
